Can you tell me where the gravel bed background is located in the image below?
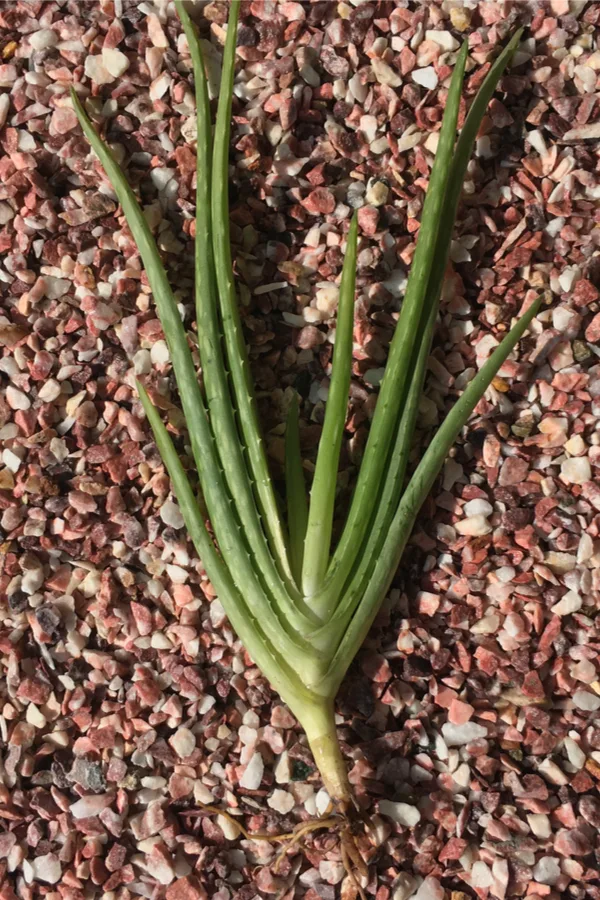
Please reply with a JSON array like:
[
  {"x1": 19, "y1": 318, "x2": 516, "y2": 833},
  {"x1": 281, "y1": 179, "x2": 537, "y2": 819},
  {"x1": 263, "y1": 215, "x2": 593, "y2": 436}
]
[{"x1": 1, "y1": 1, "x2": 600, "y2": 899}]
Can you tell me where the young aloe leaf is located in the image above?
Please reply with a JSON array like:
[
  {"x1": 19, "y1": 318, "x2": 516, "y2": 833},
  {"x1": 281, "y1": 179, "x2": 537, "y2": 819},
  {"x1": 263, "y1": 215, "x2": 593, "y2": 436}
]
[
  {"x1": 319, "y1": 295, "x2": 543, "y2": 695},
  {"x1": 137, "y1": 382, "x2": 315, "y2": 711},
  {"x1": 71, "y1": 91, "x2": 319, "y2": 673},
  {"x1": 140, "y1": 381, "x2": 347, "y2": 800},
  {"x1": 311, "y1": 28, "x2": 524, "y2": 623},
  {"x1": 211, "y1": 1, "x2": 294, "y2": 583},
  {"x1": 312, "y1": 293, "x2": 439, "y2": 628},
  {"x1": 285, "y1": 395, "x2": 308, "y2": 586},
  {"x1": 70, "y1": 89, "x2": 217, "y2": 497},
  {"x1": 175, "y1": 1, "x2": 315, "y2": 628},
  {"x1": 302, "y1": 213, "x2": 358, "y2": 598},
  {"x1": 314, "y1": 42, "x2": 469, "y2": 608}
]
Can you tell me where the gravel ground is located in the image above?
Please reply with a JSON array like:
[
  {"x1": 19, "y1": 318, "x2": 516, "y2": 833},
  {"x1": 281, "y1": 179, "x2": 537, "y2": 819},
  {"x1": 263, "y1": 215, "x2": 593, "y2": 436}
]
[{"x1": 1, "y1": 1, "x2": 600, "y2": 899}]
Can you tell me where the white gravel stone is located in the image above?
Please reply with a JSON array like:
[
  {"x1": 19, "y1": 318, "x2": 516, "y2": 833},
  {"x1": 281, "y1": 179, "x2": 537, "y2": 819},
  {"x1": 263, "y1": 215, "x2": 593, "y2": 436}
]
[
  {"x1": 21, "y1": 568, "x2": 44, "y2": 594},
  {"x1": 38, "y1": 379, "x2": 61, "y2": 402},
  {"x1": 545, "y1": 551, "x2": 577, "y2": 573},
  {"x1": 160, "y1": 500, "x2": 184, "y2": 529},
  {"x1": 3, "y1": 448, "x2": 22, "y2": 473},
  {"x1": 70, "y1": 793, "x2": 113, "y2": 818},
  {"x1": 240, "y1": 751, "x2": 264, "y2": 790},
  {"x1": 360, "y1": 114, "x2": 378, "y2": 142},
  {"x1": 6, "y1": 385, "x2": 31, "y2": 410},
  {"x1": 147, "y1": 13, "x2": 169, "y2": 48},
  {"x1": 267, "y1": 789, "x2": 295, "y2": 814},
  {"x1": 575, "y1": 64, "x2": 596, "y2": 92},
  {"x1": 561, "y1": 456, "x2": 591, "y2": 484},
  {"x1": 563, "y1": 122, "x2": 600, "y2": 141},
  {"x1": 425, "y1": 30, "x2": 460, "y2": 51},
  {"x1": 455, "y1": 514, "x2": 492, "y2": 536},
  {"x1": 238, "y1": 725, "x2": 258, "y2": 746},
  {"x1": 170, "y1": 726, "x2": 196, "y2": 758},
  {"x1": 496, "y1": 566, "x2": 516, "y2": 583},
  {"x1": 366, "y1": 181, "x2": 389, "y2": 207},
  {"x1": 319, "y1": 859, "x2": 345, "y2": 884},
  {"x1": 563, "y1": 736, "x2": 586, "y2": 769},
  {"x1": 315, "y1": 284, "x2": 339, "y2": 315},
  {"x1": 392, "y1": 873, "x2": 418, "y2": 900},
  {"x1": 371, "y1": 58, "x2": 402, "y2": 86},
  {"x1": 558, "y1": 266, "x2": 580, "y2": 293},
  {"x1": 441, "y1": 722, "x2": 487, "y2": 746},
  {"x1": 102, "y1": 47, "x2": 130, "y2": 78},
  {"x1": 274, "y1": 750, "x2": 292, "y2": 783},
  {"x1": 348, "y1": 72, "x2": 368, "y2": 102},
  {"x1": 464, "y1": 499, "x2": 494, "y2": 517},
  {"x1": 27, "y1": 703, "x2": 46, "y2": 728},
  {"x1": 414, "y1": 876, "x2": 444, "y2": 900},
  {"x1": 315, "y1": 787, "x2": 331, "y2": 816},
  {"x1": 146, "y1": 849, "x2": 175, "y2": 884},
  {"x1": 30, "y1": 29, "x2": 59, "y2": 50},
  {"x1": 527, "y1": 813, "x2": 551, "y2": 838},
  {"x1": 538, "y1": 758, "x2": 568, "y2": 785},
  {"x1": 533, "y1": 856, "x2": 561, "y2": 886},
  {"x1": 379, "y1": 800, "x2": 421, "y2": 827},
  {"x1": 31, "y1": 853, "x2": 61, "y2": 884},
  {"x1": 217, "y1": 813, "x2": 241, "y2": 840},
  {"x1": 552, "y1": 305, "x2": 580, "y2": 334},
  {"x1": 573, "y1": 690, "x2": 600, "y2": 712},
  {"x1": 0, "y1": 94, "x2": 8, "y2": 129},
  {"x1": 412, "y1": 66, "x2": 439, "y2": 90},
  {"x1": 150, "y1": 339, "x2": 170, "y2": 364},
  {"x1": 471, "y1": 861, "x2": 493, "y2": 888},
  {"x1": 396, "y1": 126, "x2": 424, "y2": 154},
  {"x1": 84, "y1": 54, "x2": 113, "y2": 85},
  {"x1": 166, "y1": 564, "x2": 187, "y2": 584},
  {"x1": 150, "y1": 71, "x2": 172, "y2": 102},
  {"x1": 471, "y1": 613, "x2": 501, "y2": 634},
  {"x1": 551, "y1": 590, "x2": 582, "y2": 616},
  {"x1": 151, "y1": 168, "x2": 175, "y2": 191},
  {"x1": 565, "y1": 434, "x2": 585, "y2": 456}
]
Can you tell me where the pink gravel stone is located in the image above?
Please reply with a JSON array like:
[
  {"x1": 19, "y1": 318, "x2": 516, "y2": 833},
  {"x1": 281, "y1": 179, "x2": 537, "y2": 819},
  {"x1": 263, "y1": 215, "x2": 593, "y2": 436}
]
[
  {"x1": 498, "y1": 456, "x2": 529, "y2": 486},
  {"x1": 554, "y1": 828, "x2": 593, "y2": 856},
  {"x1": 585, "y1": 312, "x2": 600, "y2": 342},
  {"x1": 166, "y1": 877, "x2": 207, "y2": 900},
  {"x1": 302, "y1": 188, "x2": 335, "y2": 215},
  {"x1": 0, "y1": 4, "x2": 598, "y2": 897},
  {"x1": 448, "y1": 699, "x2": 475, "y2": 725},
  {"x1": 357, "y1": 205, "x2": 380, "y2": 235}
]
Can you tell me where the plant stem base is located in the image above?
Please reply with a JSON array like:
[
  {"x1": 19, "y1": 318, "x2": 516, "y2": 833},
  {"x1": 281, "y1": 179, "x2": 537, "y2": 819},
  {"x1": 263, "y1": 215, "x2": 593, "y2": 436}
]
[{"x1": 302, "y1": 700, "x2": 352, "y2": 810}]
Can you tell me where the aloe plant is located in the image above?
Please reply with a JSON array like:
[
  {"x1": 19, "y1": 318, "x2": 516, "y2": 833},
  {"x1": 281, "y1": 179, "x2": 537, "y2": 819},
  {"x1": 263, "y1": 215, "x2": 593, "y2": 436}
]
[{"x1": 72, "y1": 5, "x2": 537, "y2": 811}]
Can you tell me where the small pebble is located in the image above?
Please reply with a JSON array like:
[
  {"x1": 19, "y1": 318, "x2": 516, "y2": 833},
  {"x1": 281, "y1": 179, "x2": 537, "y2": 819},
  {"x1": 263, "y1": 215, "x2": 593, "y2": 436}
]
[
  {"x1": 6, "y1": 386, "x2": 31, "y2": 410},
  {"x1": 532, "y1": 857, "x2": 561, "y2": 886},
  {"x1": 240, "y1": 752, "x2": 264, "y2": 790},
  {"x1": 31, "y1": 853, "x2": 61, "y2": 885},
  {"x1": 160, "y1": 500, "x2": 185, "y2": 529},
  {"x1": 442, "y1": 722, "x2": 487, "y2": 746},
  {"x1": 412, "y1": 67, "x2": 438, "y2": 90},
  {"x1": 267, "y1": 789, "x2": 295, "y2": 814},
  {"x1": 573, "y1": 691, "x2": 600, "y2": 712},
  {"x1": 379, "y1": 800, "x2": 421, "y2": 827},
  {"x1": 455, "y1": 515, "x2": 492, "y2": 536},
  {"x1": 561, "y1": 456, "x2": 591, "y2": 484},
  {"x1": 170, "y1": 727, "x2": 196, "y2": 758}
]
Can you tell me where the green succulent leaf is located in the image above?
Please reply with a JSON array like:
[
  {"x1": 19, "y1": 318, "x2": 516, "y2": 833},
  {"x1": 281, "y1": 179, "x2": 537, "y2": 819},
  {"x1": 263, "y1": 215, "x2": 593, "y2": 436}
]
[
  {"x1": 302, "y1": 212, "x2": 358, "y2": 598},
  {"x1": 285, "y1": 394, "x2": 309, "y2": 586}
]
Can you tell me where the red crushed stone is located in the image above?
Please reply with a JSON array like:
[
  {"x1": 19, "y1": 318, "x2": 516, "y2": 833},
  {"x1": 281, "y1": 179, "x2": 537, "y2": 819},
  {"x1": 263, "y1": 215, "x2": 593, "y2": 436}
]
[{"x1": 0, "y1": 1, "x2": 600, "y2": 899}]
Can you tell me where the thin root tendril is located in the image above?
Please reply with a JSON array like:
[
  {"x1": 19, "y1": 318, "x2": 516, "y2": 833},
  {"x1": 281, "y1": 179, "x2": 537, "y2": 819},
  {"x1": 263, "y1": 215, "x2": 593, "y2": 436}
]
[{"x1": 180, "y1": 801, "x2": 369, "y2": 895}]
